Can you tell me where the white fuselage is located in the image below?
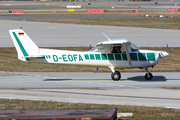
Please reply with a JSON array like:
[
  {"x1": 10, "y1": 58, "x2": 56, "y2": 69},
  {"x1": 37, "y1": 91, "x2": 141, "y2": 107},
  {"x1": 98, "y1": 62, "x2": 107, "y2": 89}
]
[
  {"x1": 9, "y1": 29, "x2": 168, "y2": 70},
  {"x1": 31, "y1": 48, "x2": 160, "y2": 69}
]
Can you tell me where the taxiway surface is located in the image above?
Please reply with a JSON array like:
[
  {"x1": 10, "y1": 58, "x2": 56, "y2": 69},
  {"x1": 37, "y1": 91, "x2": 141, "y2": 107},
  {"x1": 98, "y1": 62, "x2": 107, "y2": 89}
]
[
  {"x1": 0, "y1": 71, "x2": 180, "y2": 88},
  {"x1": 0, "y1": 71, "x2": 180, "y2": 108},
  {"x1": 1, "y1": 20, "x2": 180, "y2": 47}
]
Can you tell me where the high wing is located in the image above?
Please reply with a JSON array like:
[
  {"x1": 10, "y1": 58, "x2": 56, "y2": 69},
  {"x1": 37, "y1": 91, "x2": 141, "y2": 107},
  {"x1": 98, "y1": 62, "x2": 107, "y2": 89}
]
[{"x1": 90, "y1": 39, "x2": 139, "y2": 52}]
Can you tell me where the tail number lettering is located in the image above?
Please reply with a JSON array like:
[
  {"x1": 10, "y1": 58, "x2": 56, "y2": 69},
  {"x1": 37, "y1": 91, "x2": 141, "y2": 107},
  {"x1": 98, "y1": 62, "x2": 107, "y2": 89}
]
[{"x1": 53, "y1": 54, "x2": 84, "y2": 62}]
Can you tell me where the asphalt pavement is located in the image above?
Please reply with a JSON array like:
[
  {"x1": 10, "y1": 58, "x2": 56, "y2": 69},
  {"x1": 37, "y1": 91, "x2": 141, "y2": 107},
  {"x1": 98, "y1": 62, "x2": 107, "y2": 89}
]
[
  {"x1": 1, "y1": 20, "x2": 180, "y2": 47},
  {"x1": 0, "y1": 71, "x2": 180, "y2": 108},
  {"x1": 0, "y1": 71, "x2": 180, "y2": 88}
]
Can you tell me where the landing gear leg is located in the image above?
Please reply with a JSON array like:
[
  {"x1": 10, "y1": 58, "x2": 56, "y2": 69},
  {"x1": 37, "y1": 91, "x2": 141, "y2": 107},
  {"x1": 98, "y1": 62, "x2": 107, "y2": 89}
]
[
  {"x1": 145, "y1": 68, "x2": 153, "y2": 80},
  {"x1": 110, "y1": 67, "x2": 121, "y2": 81}
]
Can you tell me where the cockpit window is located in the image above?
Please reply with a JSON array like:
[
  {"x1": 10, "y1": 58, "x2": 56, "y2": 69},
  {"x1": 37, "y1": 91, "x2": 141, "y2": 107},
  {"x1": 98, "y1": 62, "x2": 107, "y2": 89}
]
[
  {"x1": 111, "y1": 46, "x2": 122, "y2": 53},
  {"x1": 130, "y1": 43, "x2": 139, "y2": 52},
  {"x1": 111, "y1": 46, "x2": 126, "y2": 53},
  {"x1": 90, "y1": 45, "x2": 104, "y2": 52}
]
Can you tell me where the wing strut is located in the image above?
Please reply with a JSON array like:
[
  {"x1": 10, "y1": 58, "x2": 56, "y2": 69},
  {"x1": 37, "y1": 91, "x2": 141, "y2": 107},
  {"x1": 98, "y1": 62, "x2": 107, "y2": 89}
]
[{"x1": 123, "y1": 42, "x2": 131, "y2": 65}]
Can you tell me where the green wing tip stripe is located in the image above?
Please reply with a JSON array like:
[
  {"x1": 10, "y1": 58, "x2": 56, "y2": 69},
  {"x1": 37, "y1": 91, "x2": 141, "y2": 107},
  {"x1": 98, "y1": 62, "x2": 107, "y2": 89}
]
[{"x1": 12, "y1": 32, "x2": 28, "y2": 57}]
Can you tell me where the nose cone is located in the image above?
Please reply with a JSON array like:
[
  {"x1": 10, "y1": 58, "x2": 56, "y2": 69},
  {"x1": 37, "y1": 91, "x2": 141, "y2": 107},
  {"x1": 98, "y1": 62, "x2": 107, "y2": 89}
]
[{"x1": 159, "y1": 51, "x2": 169, "y2": 58}]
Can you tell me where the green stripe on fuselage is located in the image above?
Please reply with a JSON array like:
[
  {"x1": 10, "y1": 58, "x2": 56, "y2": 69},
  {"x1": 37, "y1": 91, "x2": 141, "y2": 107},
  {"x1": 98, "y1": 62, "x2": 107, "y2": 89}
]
[
  {"x1": 138, "y1": 53, "x2": 147, "y2": 61},
  {"x1": 13, "y1": 32, "x2": 28, "y2": 58},
  {"x1": 95, "y1": 54, "x2": 101, "y2": 60},
  {"x1": 122, "y1": 54, "x2": 127, "y2": 61},
  {"x1": 108, "y1": 54, "x2": 114, "y2": 60},
  {"x1": 84, "y1": 54, "x2": 89, "y2": 60},
  {"x1": 114, "y1": 54, "x2": 122, "y2": 60},
  {"x1": 90, "y1": 54, "x2": 95, "y2": 60},
  {"x1": 147, "y1": 53, "x2": 155, "y2": 61},
  {"x1": 84, "y1": 53, "x2": 155, "y2": 61},
  {"x1": 101, "y1": 54, "x2": 107, "y2": 60},
  {"x1": 130, "y1": 53, "x2": 138, "y2": 61}
]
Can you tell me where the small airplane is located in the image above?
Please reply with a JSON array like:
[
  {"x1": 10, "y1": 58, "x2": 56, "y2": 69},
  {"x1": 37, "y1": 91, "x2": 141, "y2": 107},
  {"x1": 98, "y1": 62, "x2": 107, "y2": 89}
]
[{"x1": 9, "y1": 28, "x2": 169, "y2": 81}]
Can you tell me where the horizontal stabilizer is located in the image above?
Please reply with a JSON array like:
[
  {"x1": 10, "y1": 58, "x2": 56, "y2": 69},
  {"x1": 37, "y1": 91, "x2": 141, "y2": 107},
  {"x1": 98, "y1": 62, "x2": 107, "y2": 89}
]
[{"x1": 26, "y1": 55, "x2": 45, "y2": 61}]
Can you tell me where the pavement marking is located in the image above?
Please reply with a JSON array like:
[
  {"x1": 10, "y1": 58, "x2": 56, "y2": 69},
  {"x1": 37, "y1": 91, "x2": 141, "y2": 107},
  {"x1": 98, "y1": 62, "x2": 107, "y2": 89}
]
[
  {"x1": 87, "y1": 82, "x2": 93, "y2": 84},
  {"x1": 107, "y1": 30, "x2": 130, "y2": 32},
  {"x1": 21, "y1": 73, "x2": 27, "y2": 75},
  {"x1": 35, "y1": 75, "x2": 41, "y2": 77},
  {"x1": 48, "y1": 26, "x2": 65, "y2": 28},
  {"x1": 26, "y1": 74, "x2": 32, "y2": 76},
  {"x1": 116, "y1": 85, "x2": 125, "y2": 87},
  {"x1": 106, "y1": 83, "x2": 113, "y2": 86}
]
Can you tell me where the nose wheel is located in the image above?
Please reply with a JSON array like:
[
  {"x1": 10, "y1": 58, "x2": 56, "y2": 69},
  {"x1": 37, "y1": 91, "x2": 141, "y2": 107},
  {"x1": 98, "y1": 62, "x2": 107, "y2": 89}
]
[
  {"x1": 145, "y1": 68, "x2": 153, "y2": 80},
  {"x1": 145, "y1": 72, "x2": 153, "y2": 80}
]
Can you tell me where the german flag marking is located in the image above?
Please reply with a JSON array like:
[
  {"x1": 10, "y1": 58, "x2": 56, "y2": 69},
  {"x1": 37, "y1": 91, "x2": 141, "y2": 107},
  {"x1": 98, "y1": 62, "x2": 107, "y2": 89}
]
[{"x1": 18, "y1": 33, "x2": 24, "y2": 36}]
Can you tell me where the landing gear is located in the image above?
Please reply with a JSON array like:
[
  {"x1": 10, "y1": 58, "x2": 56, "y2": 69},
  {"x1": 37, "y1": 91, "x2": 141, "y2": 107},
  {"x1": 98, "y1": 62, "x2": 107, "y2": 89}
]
[
  {"x1": 111, "y1": 71, "x2": 121, "y2": 81},
  {"x1": 110, "y1": 67, "x2": 121, "y2": 81},
  {"x1": 145, "y1": 68, "x2": 153, "y2": 80}
]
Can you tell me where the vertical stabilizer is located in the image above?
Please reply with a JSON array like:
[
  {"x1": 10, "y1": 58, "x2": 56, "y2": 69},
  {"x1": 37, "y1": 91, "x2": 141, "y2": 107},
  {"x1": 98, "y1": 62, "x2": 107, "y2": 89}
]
[{"x1": 9, "y1": 29, "x2": 39, "y2": 61}]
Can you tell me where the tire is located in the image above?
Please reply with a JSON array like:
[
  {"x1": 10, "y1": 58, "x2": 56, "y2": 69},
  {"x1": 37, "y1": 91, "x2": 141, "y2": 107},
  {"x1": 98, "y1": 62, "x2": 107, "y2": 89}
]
[
  {"x1": 111, "y1": 71, "x2": 121, "y2": 81},
  {"x1": 145, "y1": 72, "x2": 153, "y2": 80}
]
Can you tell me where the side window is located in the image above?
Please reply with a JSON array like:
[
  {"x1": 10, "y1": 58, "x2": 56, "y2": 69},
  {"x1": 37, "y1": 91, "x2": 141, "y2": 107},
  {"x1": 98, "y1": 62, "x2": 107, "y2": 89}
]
[{"x1": 111, "y1": 46, "x2": 123, "y2": 53}]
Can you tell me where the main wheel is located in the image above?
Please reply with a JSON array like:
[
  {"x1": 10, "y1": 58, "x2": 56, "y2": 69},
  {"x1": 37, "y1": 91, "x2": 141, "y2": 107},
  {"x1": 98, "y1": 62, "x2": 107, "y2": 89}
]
[
  {"x1": 145, "y1": 72, "x2": 153, "y2": 80},
  {"x1": 111, "y1": 71, "x2": 121, "y2": 81}
]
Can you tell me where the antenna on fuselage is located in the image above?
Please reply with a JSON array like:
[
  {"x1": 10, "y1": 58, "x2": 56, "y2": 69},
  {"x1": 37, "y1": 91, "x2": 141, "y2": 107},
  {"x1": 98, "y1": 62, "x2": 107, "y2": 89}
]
[{"x1": 101, "y1": 32, "x2": 111, "y2": 41}]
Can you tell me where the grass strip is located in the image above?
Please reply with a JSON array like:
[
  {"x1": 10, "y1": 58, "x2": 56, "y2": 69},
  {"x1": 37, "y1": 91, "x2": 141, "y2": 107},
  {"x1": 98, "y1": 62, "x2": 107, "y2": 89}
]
[
  {"x1": 161, "y1": 87, "x2": 180, "y2": 90},
  {"x1": 0, "y1": 47, "x2": 179, "y2": 72},
  {"x1": 0, "y1": 99, "x2": 180, "y2": 120}
]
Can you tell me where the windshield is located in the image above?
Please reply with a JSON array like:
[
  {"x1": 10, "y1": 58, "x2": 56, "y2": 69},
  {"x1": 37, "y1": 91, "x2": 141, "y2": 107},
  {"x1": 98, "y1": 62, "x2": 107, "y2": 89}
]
[
  {"x1": 90, "y1": 45, "x2": 105, "y2": 52},
  {"x1": 130, "y1": 42, "x2": 139, "y2": 52}
]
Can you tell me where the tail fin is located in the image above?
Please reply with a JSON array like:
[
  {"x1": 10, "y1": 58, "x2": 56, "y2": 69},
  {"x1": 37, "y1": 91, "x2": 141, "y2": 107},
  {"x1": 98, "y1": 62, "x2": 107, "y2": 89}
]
[{"x1": 9, "y1": 29, "x2": 39, "y2": 61}]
